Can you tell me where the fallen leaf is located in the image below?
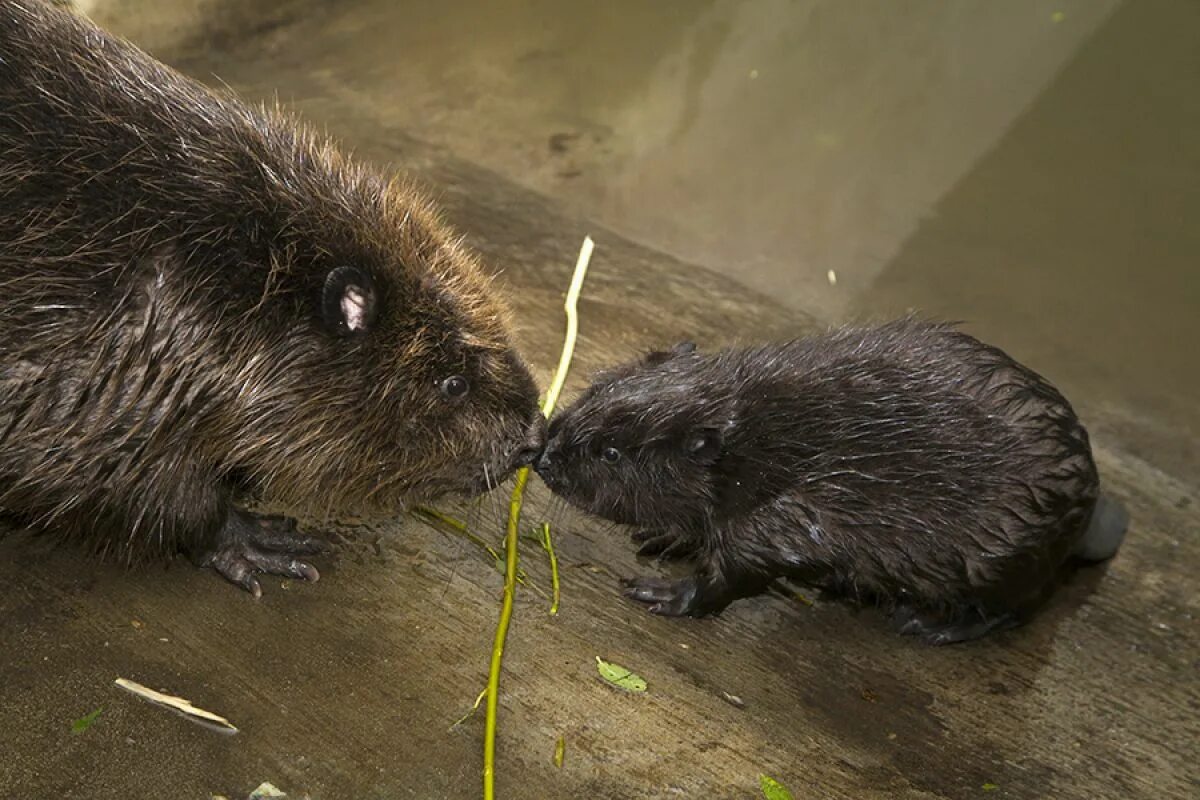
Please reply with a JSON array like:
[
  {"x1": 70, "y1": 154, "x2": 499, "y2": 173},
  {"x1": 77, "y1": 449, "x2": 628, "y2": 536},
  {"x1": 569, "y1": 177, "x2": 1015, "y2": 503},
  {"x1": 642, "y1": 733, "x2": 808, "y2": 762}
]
[
  {"x1": 248, "y1": 783, "x2": 287, "y2": 799},
  {"x1": 554, "y1": 735, "x2": 565, "y2": 768},
  {"x1": 595, "y1": 657, "x2": 647, "y2": 693},
  {"x1": 982, "y1": 784, "x2": 999, "y2": 792},
  {"x1": 760, "y1": 774, "x2": 795, "y2": 799},
  {"x1": 70, "y1": 708, "x2": 103, "y2": 734}
]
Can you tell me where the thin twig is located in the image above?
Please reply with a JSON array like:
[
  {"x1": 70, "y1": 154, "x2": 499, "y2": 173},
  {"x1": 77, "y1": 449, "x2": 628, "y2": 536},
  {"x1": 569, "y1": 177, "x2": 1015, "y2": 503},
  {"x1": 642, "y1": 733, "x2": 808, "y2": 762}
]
[
  {"x1": 483, "y1": 235, "x2": 593, "y2": 799},
  {"x1": 410, "y1": 506, "x2": 546, "y2": 596},
  {"x1": 449, "y1": 688, "x2": 489, "y2": 731},
  {"x1": 540, "y1": 522, "x2": 560, "y2": 616},
  {"x1": 411, "y1": 506, "x2": 502, "y2": 562}
]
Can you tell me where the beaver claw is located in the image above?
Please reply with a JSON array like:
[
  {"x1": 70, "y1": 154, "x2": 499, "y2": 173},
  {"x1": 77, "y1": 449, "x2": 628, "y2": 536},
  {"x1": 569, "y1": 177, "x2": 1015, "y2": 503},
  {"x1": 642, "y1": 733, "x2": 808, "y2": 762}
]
[
  {"x1": 622, "y1": 566, "x2": 754, "y2": 617},
  {"x1": 199, "y1": 510, "x2": 326, "y2": 597},
  {"x1": 622, "y1": 575, "x2": 704, "y2": 616},
  {"x1": 623, "y1": 576, "x2": 698, "y2": 615}
]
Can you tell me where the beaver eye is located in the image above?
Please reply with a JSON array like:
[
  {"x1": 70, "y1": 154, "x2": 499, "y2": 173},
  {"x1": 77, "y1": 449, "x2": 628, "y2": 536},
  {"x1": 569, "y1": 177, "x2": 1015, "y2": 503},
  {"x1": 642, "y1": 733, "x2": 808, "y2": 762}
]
[
  {"x1": 440, "y1": 375, "x2": 470, "y2": 399},
  {"x1": 600, "y1": 446, "x2": 621, "y2": 464}
]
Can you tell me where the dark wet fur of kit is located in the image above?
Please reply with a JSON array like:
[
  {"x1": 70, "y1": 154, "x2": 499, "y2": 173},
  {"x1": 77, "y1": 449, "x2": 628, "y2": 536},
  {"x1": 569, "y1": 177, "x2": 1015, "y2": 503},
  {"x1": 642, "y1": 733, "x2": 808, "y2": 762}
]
[{"x1": 537, "y1": 317, "x2": 1127, "y2": 644}]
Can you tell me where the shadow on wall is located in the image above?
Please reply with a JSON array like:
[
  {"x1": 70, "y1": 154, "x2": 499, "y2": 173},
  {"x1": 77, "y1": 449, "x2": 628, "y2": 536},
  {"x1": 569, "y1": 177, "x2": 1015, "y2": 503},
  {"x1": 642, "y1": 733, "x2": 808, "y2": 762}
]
[
  {"x1": 856, "y1": 0, "x2": 1200, "y2": 478},
  {"x1": 82, "y1": 0, "x2": 1120, "y2": 315}
]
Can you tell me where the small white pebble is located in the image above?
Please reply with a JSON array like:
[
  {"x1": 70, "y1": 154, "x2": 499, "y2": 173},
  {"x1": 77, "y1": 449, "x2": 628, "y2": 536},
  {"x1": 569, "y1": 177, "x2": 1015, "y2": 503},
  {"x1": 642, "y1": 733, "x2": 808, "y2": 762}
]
[
  {"x1": 827, "y1": 269, "x2": 838, "y2": 285},
  {"x1": 680, "y1": 643, "x2": 690, "y2": 649},
  {"x1": 158, "y1": 637, "x2": 169, "y2": 643}
]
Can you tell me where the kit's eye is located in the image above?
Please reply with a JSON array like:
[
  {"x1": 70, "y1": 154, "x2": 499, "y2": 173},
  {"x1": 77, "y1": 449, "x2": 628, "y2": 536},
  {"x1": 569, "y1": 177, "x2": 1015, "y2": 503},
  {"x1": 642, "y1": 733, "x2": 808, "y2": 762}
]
[
  {"x1": 600, "y1": 446, "x2": 621, "y2": 464},
  {"x1": 440, "y1": 375, "x2": 470, "y2": 400}
]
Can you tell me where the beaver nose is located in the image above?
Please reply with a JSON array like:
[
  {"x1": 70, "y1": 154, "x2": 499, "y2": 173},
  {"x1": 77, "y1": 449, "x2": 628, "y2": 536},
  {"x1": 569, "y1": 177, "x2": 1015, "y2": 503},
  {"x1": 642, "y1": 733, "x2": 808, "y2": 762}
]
[
  {"x1": 512, "y1": 443, "x2": 541, "y2": 468},
  {"x1": 511, "y1": 420, "x2": 547, "y2": 468},
  {"x1": 534, "y1": 443, "x2": 559, "y2": 475}
]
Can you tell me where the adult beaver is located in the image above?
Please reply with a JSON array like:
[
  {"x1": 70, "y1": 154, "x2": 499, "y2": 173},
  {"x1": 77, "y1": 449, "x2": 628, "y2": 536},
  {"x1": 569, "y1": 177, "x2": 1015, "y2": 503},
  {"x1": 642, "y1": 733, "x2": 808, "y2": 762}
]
[
  {"x1": 536, "y1": 319, "x2": 1128, "y2": 644},
  {"x1": 0, "y1": 0, "x2": 544, "y2": 594}
]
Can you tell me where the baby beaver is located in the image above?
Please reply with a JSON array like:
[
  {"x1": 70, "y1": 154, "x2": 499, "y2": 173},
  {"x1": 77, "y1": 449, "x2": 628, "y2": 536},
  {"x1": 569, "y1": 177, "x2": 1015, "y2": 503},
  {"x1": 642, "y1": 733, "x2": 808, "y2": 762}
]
[
  {"x1": 1, "y1": 0, "x2": 544, "y2": 594},
  {"x1": 535, "y1": 318, "x2": 1127, "y2": 644}
]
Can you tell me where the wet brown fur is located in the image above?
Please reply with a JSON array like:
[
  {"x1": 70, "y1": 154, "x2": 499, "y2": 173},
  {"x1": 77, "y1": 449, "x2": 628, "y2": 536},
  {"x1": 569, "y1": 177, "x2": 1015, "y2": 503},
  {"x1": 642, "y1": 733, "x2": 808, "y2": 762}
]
[{"x1": 0, "y1": 0, "x2": 542, "y2": 565}]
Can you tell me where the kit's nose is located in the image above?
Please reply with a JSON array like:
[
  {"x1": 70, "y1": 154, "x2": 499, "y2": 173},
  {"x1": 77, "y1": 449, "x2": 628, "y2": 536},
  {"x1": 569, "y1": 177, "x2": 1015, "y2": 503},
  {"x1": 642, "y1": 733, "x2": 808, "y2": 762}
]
[{"x1": 511, "y1": 420, "x2": 547, "y2": 468}]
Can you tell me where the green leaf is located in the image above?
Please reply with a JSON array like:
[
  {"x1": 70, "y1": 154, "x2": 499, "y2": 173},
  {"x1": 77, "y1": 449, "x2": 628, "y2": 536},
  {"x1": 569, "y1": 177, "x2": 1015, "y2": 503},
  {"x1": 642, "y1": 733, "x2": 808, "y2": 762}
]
[
  {"x1": 70, "y1": 708, "x2": 103, "y2": 735},
  {"x1": 982, "y1": 784, "x2": 999, "y2": 792},
  {"x1": 760, "y1": 774, "x2": 794, "y2": 800},
  {"x1": 595, "y1": 656, "x2": 647, "y2": 693}
]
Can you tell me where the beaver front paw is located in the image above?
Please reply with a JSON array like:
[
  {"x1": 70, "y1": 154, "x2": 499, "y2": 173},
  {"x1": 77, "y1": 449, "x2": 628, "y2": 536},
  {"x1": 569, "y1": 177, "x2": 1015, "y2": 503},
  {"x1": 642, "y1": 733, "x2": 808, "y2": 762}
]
[
  {"x1": 197, "y1": 509, "x2": 327, "y2": 597},
  {"x1": 622, "y1": 571, "x2": 743, "y2": 616},
  {"x1": 622, "y1": 575, "x2": 702, "y2": 616}
]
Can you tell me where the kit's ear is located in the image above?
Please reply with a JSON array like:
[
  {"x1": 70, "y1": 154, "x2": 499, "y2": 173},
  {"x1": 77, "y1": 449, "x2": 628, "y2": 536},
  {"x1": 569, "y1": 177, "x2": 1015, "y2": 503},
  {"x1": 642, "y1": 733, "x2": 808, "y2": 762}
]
[
  {"x1": 683, "y1": 426, "x2": 722, "y2": 463},
  {"x1": 323, "y1": 266, "x2": 378, "y2": 335}
]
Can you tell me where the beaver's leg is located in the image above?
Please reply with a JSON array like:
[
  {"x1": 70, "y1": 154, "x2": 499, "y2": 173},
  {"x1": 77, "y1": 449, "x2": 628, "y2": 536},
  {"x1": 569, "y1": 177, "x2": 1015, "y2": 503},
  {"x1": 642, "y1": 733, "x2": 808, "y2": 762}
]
[
  {"x1": 623, "y1": 507, "x2": 817, "y2": 615},
  {"x1": 621, "y1": 550, "x2": 774, "y2": 617},
  {"x1": 194, "y1": 507, "x2": 326, "y2": 597}
]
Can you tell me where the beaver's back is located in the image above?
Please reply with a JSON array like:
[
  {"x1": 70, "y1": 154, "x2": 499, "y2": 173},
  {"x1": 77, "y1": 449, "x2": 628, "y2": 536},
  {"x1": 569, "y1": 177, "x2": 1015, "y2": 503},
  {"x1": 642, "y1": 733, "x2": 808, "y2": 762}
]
[
  {"x1": 725, "y1": 319, "x2": 1100, "y2": 607},
  {"x1": 0, "y1": 3, "x2": 293, "y2": 548},
  {"x1": 1, "y1": 0, "x2": 362, "y2": 319}
]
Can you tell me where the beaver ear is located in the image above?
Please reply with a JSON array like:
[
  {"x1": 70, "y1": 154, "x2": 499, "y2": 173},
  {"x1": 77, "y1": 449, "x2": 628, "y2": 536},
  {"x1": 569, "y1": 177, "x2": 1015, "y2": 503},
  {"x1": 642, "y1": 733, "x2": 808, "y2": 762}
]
[
  {"x1": 683, "y1": 426, "x2": 722, "y2": 463},
  {"x1": 323, "y1": 266, "x2": 378, "y2": 335},
  {"x1": 644, "y1": 341, "x2": 697, "y2": 366},
  {"x1": 672, "y1": 341, "x2": 698, "y2": 356}
]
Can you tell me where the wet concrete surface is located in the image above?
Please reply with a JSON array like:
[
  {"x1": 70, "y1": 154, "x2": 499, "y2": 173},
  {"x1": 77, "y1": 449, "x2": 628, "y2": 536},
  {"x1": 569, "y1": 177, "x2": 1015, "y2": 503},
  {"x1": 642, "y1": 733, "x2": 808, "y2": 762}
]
[{"x1": 2, "y1": 1, "x2": 1198, "y2": 798}]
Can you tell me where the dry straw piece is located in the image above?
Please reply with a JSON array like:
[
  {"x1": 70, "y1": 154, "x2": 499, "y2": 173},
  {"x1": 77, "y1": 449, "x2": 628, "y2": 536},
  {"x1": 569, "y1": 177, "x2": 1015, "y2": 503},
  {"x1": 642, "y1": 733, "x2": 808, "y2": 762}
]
[{"x1": 114, "y1": 677, "x2": 238, "y2": 734}]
